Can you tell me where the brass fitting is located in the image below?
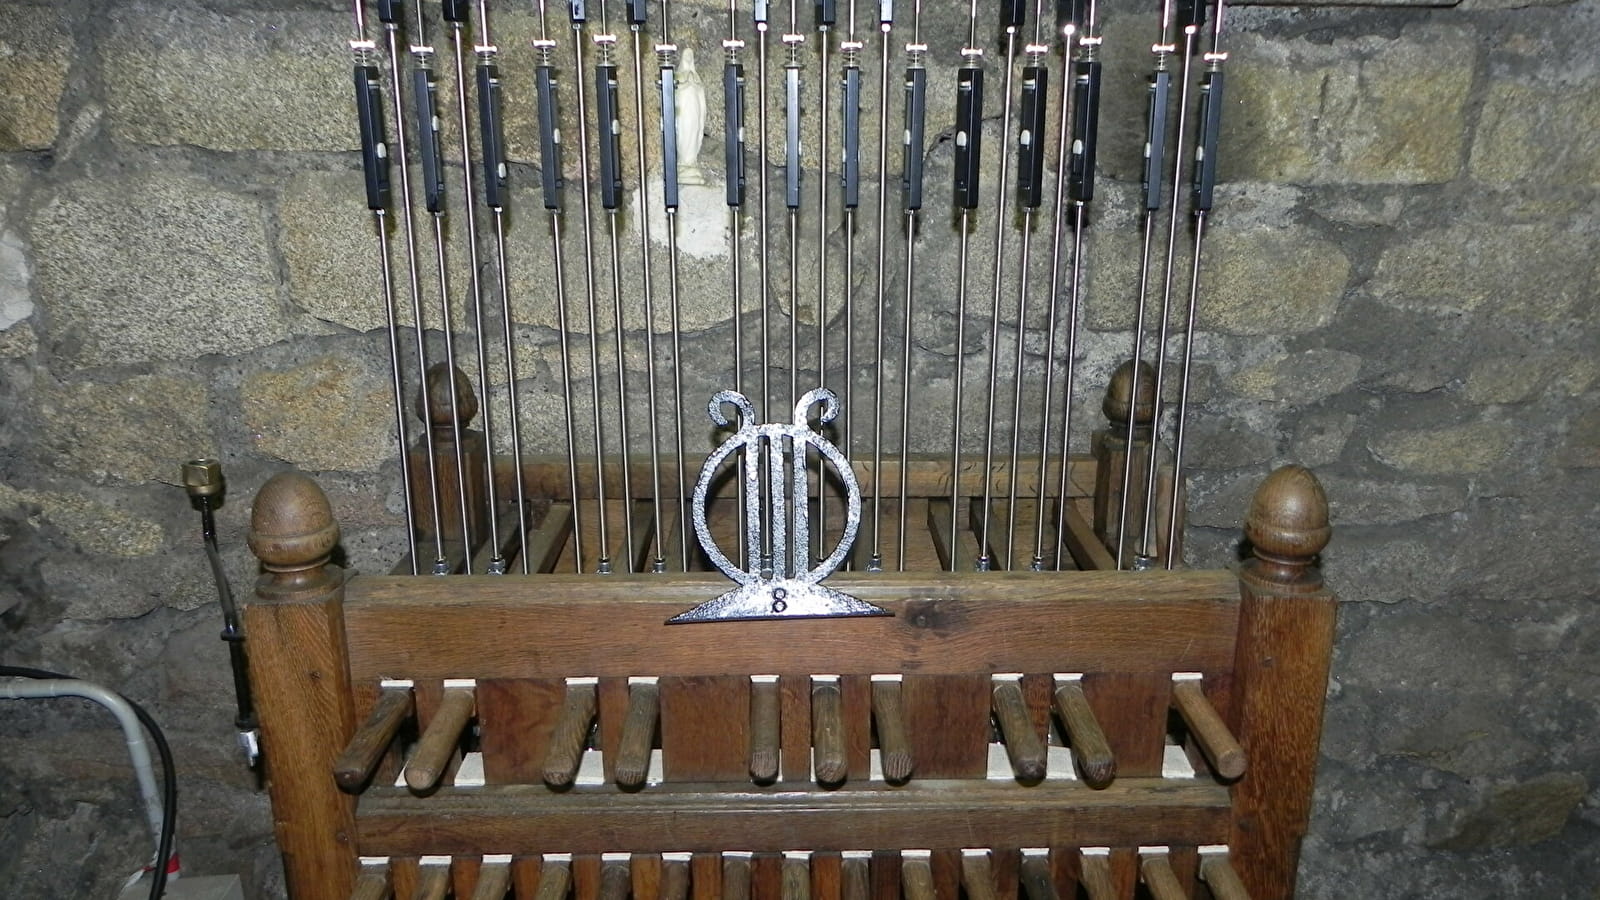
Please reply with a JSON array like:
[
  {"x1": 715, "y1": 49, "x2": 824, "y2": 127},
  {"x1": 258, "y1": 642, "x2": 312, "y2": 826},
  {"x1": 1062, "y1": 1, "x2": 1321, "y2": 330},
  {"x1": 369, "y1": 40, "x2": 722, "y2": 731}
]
[{"x1": 182, "y1": 459, "x2": 225, "y2": 500}]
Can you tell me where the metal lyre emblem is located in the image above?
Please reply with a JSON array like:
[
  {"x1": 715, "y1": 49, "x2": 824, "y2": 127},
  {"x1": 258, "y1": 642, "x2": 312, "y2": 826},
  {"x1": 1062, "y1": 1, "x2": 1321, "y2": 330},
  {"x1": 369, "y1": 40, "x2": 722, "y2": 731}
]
[{"x1": 668, "y1": 388, "x2": 890, "y2": 623}]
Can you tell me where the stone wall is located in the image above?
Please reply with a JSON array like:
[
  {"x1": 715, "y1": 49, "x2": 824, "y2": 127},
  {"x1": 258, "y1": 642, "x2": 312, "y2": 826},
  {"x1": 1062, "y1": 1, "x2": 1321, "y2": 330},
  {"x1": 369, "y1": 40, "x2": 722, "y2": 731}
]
[{"x1": 1, "y1": 0, "x2": 1597, "y2": 896}]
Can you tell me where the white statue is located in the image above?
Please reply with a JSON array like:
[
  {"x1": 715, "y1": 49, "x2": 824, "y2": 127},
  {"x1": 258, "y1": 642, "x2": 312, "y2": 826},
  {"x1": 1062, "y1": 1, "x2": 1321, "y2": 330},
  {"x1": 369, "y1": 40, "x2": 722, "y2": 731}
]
[{"x1": 676, "y1": 46, "x2": 708, "y2": 186}]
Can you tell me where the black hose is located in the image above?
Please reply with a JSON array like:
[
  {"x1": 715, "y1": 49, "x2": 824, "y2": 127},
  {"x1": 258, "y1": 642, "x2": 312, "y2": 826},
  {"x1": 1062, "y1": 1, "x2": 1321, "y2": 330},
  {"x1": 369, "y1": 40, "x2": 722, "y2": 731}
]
[{"x1": 0, "y1": 665, "x2": 176, "y2": 900}]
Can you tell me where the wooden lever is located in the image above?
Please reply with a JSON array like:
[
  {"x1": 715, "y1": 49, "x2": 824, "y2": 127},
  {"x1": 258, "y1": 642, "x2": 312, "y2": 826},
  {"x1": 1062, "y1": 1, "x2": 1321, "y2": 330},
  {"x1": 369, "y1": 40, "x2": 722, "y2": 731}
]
[
  {"x1": 959, "y1": 851, "x2": 997, "y2": 900},
  {"x1": 871, "y1": 676, "x2": 914, "y2": 783},
  {"x1": 533, "y1": 857, "x2": 572, "y2": 900},
  {"x1": 722, "y1": 854, "x2": 753, "y2": 900},
  {"x1": 1051, "y1": 677, "x2": 1115, "y2": 788},
  {"x1": 900, "y1": 854, "x2": 935, "y2": 900},
  {"x1": 661, "y1": 854, "x2": 691, "y2": 900},
  {"x1": 1139, "y1": 853, "x2": 1188, "y2": 900},
  {"x1": 812, "y1": 678, "x2": 848, "y2": 785},
  {"x1": 1172, "y1": 677, "x2": 1246, "y2": 780},
  {"x1": 1019, "y1": 854, "x2": 1057, "y2": 900},
  {"x1": 991, "y1": 678, "x2": 1047, "y2": 782},
  {"x1": 1199, "y1": 854, "x2": 1250, "y2": 900},
  {"x1": 615, "y1": 679, "x2": 660, "y2": 788},
  {"x1": 470, "y1": 859, "x2": 513, "y2": 900},
  {"x1": 781, "y1": 854, "x2": 811, "y2": 900},
  {"x1": 599, "y1": 856, "x2": 631, "y2": 900},
  {"x1": 544, "y1": 680, "x2": 599, "y2": 788},
  {"x1": 1078, "y1": 852, "x2": 1115, "y2": 900},
  {"x1": 336, "y1": 687, "x2": 414, "y2": 791},
  {"x1": 749, "y1": 676, "x2": 781, "y2": 783},
  {"x1": 842, "y1": 853, "x2": 871, "y2": 900},
  {"x1": 405, "y1": 688, "x2": 475, "y2": 791},
  {"x1": 414, "y1": 862, "x2": 451, "y2": 900},
  {"x1": 350, "y1": 869, "x2": 393, "y2": 900}
]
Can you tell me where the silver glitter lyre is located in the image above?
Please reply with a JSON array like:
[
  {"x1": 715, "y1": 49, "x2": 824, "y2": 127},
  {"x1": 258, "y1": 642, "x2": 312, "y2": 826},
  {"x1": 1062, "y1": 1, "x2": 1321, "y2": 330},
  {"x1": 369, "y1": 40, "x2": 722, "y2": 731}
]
[{"x1": 667, "y1": 388, "x2": 890, "y2": 623}]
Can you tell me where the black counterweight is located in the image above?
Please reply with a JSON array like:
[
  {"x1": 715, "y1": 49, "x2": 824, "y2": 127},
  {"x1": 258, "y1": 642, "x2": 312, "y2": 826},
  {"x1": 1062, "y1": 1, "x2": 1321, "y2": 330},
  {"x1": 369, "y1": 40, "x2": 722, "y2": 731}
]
[
  {"x1": 597, "y1": 65, "x2": 624, "y2": 210},
  {"x1": 953, "y1": 68, "x2": 984, "y2": 211},
  {"x1": 1017, "y1": 65, "x2": 1048, "y2": 209},
  {"x1": 535, "y1": 64, "x2": 564, "y2": 210},
  {"x1": 724, "y1": 60, "x2": 746, "y2": 207},
  {"x1": 354, "y1": 64, "x2": 390, "y2": 211},
  {"x1": 477, "y1": 63, "x2": 509, "y2": 210},
  {"x1": 1068, "y1": 57, "x2": 1100, "y2": 203}
]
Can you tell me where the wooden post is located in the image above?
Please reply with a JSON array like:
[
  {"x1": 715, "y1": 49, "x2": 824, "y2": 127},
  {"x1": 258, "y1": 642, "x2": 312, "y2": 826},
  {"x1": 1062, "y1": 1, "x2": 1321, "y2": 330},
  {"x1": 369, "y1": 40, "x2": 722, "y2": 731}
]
[
  {"x1": 1092, "y1": 360, "x2": 1154, "y2": 562},
  {"x1": 1228, "y1": 465, "x2": 1336, "y2": 899},
  {"x1": 412, "y1": 363, "x2": 489, "y2": 548},
  {"x1": 245, "y1": 472, "x2": 359, "y2": 900}
]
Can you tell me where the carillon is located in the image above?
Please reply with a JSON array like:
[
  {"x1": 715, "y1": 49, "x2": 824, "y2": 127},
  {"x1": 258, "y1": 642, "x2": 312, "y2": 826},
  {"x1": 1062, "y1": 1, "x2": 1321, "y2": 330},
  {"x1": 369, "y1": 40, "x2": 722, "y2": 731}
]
[{"x1": 244, "y1": 0, "x2": 1339, "y2": 897}]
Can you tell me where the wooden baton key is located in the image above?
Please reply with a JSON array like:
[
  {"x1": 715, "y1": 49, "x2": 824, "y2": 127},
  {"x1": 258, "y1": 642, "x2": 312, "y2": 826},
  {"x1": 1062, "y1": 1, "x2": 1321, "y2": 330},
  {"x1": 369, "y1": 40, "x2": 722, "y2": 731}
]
[
  {"x1": 544, "y1": 678, "x2": 599, "y2": 788},
  {"x1": 350, "y1": 866, "x2": 393, "y2": 900},
  {"x1": 1139, "y1": 851, "x2": 1188, "y2": 900},
  {"x1": 415, "y1": 859, "x2": 452, "y2": 900},
  {"x1": 1019, "y1": 851, "x2": 1058, "y2": 900},
  {"x1": 959, "y1": 850, "x2": 997, "y2": 900},
  {"x1": 842, "y1": 851, "x2": 871, "y2": 900},
  {"x1": 781, "y1": 852, "x2": 811, "y2": 900},
  {"x1": 534, "y1": 855, "x2": 573, "y2": 900},
  {"x1": 812, "y1": 676, "x2": 848, "y2": 786},
  {"x1": 722, "y1": 853, "x2": 753, "y2": 900},
  {"x1": 599, "y1": 854, "x2": 631, "y2": 900},
  {"x1": 661, "y1": 853, "x2": 692, "y2": 900},
  {"x1": 404, "y1": 683, "x2": 475, "y2": 792},
  {"x1": 749, "y1": 676, "x2": 781, "y2": 784},
  {"x1": 1199, "y1": 851, "x2": 1251, "y2": 900},
  {"x1": 870, "y1": 675, "x2": 914, "y2": 783},
  {"x1": 615, "y1": 677, "x2": 661, "y2": 788},
  {"x1": 1172, "y1": 674, "x2": 1246, "y2": 780},
  {"x1": 335, "y1": 684, "x2": 414, "y2": 792},
  {"x1": 470, "y1": 856, "x2": 514, "y2": 900},
  {"x1": 991, "y1": 675, "x2": 1047, "y2": 783},
  {"x1": 901, "y1": 852, "x2": 935, "y2": 900},
  {"x1": 1078, "y1": 850, "x2": 1115, "y2": 900},
  {"x1": 1051, "y1": 674, "x2": 1115, "y2": 788}
]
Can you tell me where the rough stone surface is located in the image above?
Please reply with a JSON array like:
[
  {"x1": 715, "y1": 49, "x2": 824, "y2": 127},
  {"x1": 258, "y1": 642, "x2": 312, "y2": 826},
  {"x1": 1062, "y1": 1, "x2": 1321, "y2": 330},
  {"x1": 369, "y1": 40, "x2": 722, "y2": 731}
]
[
  {"x1": 0, "y1": 6, "x2": 69, "y2": 151},
  {"x1": 1369, "y1": 224, "x2": 1597, "y2": 334},
  {"x1": 0, "y1": 482, "x2": 164, "y2": 558},
  {"x1": 1471, "y1": 82, "x2": 1600, "y2": 185},
  {"x1": 241, "y1": 355, "x2": 394, "y2": 472},
  {"x1": 1369, "y1": 419, "x2": 1518, "y2": 476},
  {"x1": 30, "y1": 174, "x2": 288, "y2": 367},
  {"x1": 1199, "y1": 228, "x2": 1349, "y2": 336},
  {"x1": 0, "y1": 228, "x2": 33, "y2": 330},
  {"x1": 1224, "y1": 28, "x2": 1475, "y2": 185},
  {"x1": 1431, "y1": 773, "x2": 1589, "y2": 850},
  {"x1": 103, "y1": 4, "x2": 354, "y2": 151},
  {"x1": 1230, "y1": 349, "x2": 1363, "y2": 405},
  {"x1": 38, "y1": 375, "x2": 214, "y2": 485}
]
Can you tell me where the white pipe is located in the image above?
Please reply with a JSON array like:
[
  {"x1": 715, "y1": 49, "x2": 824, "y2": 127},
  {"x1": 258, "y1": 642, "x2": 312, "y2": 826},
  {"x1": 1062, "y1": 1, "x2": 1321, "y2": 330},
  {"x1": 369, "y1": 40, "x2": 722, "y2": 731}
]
[{"x1": 0, "y1": 679, "x2": 166, "y2": 863}]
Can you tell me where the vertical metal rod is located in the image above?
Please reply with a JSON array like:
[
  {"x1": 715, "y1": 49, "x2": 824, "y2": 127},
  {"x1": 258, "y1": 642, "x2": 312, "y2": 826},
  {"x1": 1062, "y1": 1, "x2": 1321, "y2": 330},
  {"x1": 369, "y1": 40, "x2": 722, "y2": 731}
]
[
  {"x1": 533, "y1": 0, "x2": 586, "y2": 573},
  {"x1": 784, "y1": 2, "x2": 805, "y2": 552},
  {"x1": 440, "y1": 4, "x2": 501, "y2": 576},
  {"x1": 947, "y1": 0, "x2": 983, "y2": 572},
  {"x1": 658, "y1": 0, "x2": 691, "y2": 570},
  {"x1": 595, "y1": 3, "x2": 639, "y2": 572},
  {"x1": 726, "y1": 0, "x2": 748, "y2": 569},
  {"x1": 571, "y1": 0, "x2": 616, "y2": 573},
  {"x1": 813, "y1": 0, "x2": 834, "y2": 564},
  {"x1": 382, "y1": 5, "x2": 449, "y2": 574},
  {"x1": 1166, "y1": 0, "x2": 1226, "y2": 569},
  {"x1": 867, "y1": 0, "x2": 891, "y2": 573},
  {"x1": 1054, "y1": 0, "x2": 1100, "y2": 570},
  {"x1": 1115, "y1": 0, "x2": 1176, "y2": 569},
  {"x1": 1136, "y1": 8, "x2": 1199, "y2": 568},
  {"x1": 976, "y1": 19, "x2": 1020, "y2": 572},
  {"x1": 756, "y1": 0, "x2": 774, "y2": 573},
  {"x1": 895, "y1": 1, "x2": 925, "y2": 571},
  {"x1": 409, "y1": 12, "x2": 476, "y2": 573},
  {"x1": 475, "y1": 1, "x2": 533, "y2": 573},
  {"x1": 1031, "y1": 3, "x2": 1077, "y2": 570},
  {"x1": 625, "y1": 11, "x2": 667, "y2": 574},
  {"x1": 350, "y1": 9, "x2": 419, "y2": 573}
]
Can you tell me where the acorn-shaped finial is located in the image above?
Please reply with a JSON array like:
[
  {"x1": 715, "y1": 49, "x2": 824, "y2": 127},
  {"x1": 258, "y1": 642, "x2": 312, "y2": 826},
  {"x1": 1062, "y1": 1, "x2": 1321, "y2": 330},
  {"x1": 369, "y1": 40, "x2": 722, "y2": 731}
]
[
  {"x1": 416, "y1": 363, "x2": 479, "y2": 430},
  {"x1": 1102, "y1": 359, "x2": 1157, "y2": 427},
  {"x1": 247, "y1": 472, "x2": 339, "y2": 572},
  {"x1": 1244, "y1": 465, "x2": 1330, "y2": 586}
]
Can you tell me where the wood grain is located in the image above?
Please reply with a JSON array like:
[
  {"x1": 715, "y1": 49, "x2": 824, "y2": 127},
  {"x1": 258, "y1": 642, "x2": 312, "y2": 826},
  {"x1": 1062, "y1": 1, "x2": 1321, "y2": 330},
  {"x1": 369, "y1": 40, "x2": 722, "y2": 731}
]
[
  {"x1": 900, "y1": 856, "x2": 934, "y2": 900},
  {"x1": 661, "y1": 676, "x2": 749, "y2": 782},
  {"x1": 354, "y1": 779, "x2": 1231, "y2": 856},
  {"x1": 869, "y1": 680, "x2": 913, "y2": 784},
  {"x1": 479, "y1": 680, "x2": 564, "y2": 783},
  {"x1": 749, "y1": 679, "x2": 781, "y2": 784},
  {"x1": 1076, "y1": 854, "x2": 1114, "y2": 900},
  {"x1": 544, "y1": 682, "x2": 598, "y2": 788},
  {"x1": 1171, "y1": 680, "x2": 1245, "y2": 781},
  {"x1": 414, "y1": 863, "x2": 451, "y2": 900},
  {"x1": 1199, "y1": 855, "x2": 1250, "y2": 900},
  {"x1": 471, "y1": 861, "x2": 512, "y2": 900},
  {"x1": 405, "y1": 689, "x2": 475, "y2": 792},
  {"x1": 334, "y1": 687, "x2": 413, "y2": 793},
  {"x1": 350, "y1": 869, "x2": 392, "y2": 900},
  {"x1": 344, "y1": 573, "x2": 1239, "y2": 681},
  {"x1": 1138, "y1": 854, "x2": 1185, "y2": 900},
  {"x1": 534, "y1": 858, "x2": 571, "y2": 900},
  {"x1": 616, "y1": 682, "x2": 661, "y2": 789},
  {"x1": 1083, "y1": 672, "x2": 1170, "y2": 778},
  {"x1": 812, "y1": 682, "x2": 848, "y2": 786},
  {"x1": 1051, "y1": 681, "x2": 1116, "y2": 789},
  {"x1": 991, "y1": 681, "x2": 1047, "y2": 783}
]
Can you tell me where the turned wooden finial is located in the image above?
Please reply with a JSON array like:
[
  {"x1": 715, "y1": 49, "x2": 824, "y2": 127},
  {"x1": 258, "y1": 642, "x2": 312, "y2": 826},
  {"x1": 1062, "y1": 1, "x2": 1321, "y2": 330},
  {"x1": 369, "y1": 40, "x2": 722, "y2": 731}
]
[
  {"x1": 416, "y1": 362, "x2": 479, "y2": 431},
  {"x1": 1102, "y1": 359, "x2": 1157, "y2": 429},
  {"x1": 1244, "y1": 465, "x2": 1330, "y2": 590},
  {"x1": 248, "y1": 472, "x2": 340, "y2": 573}
]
